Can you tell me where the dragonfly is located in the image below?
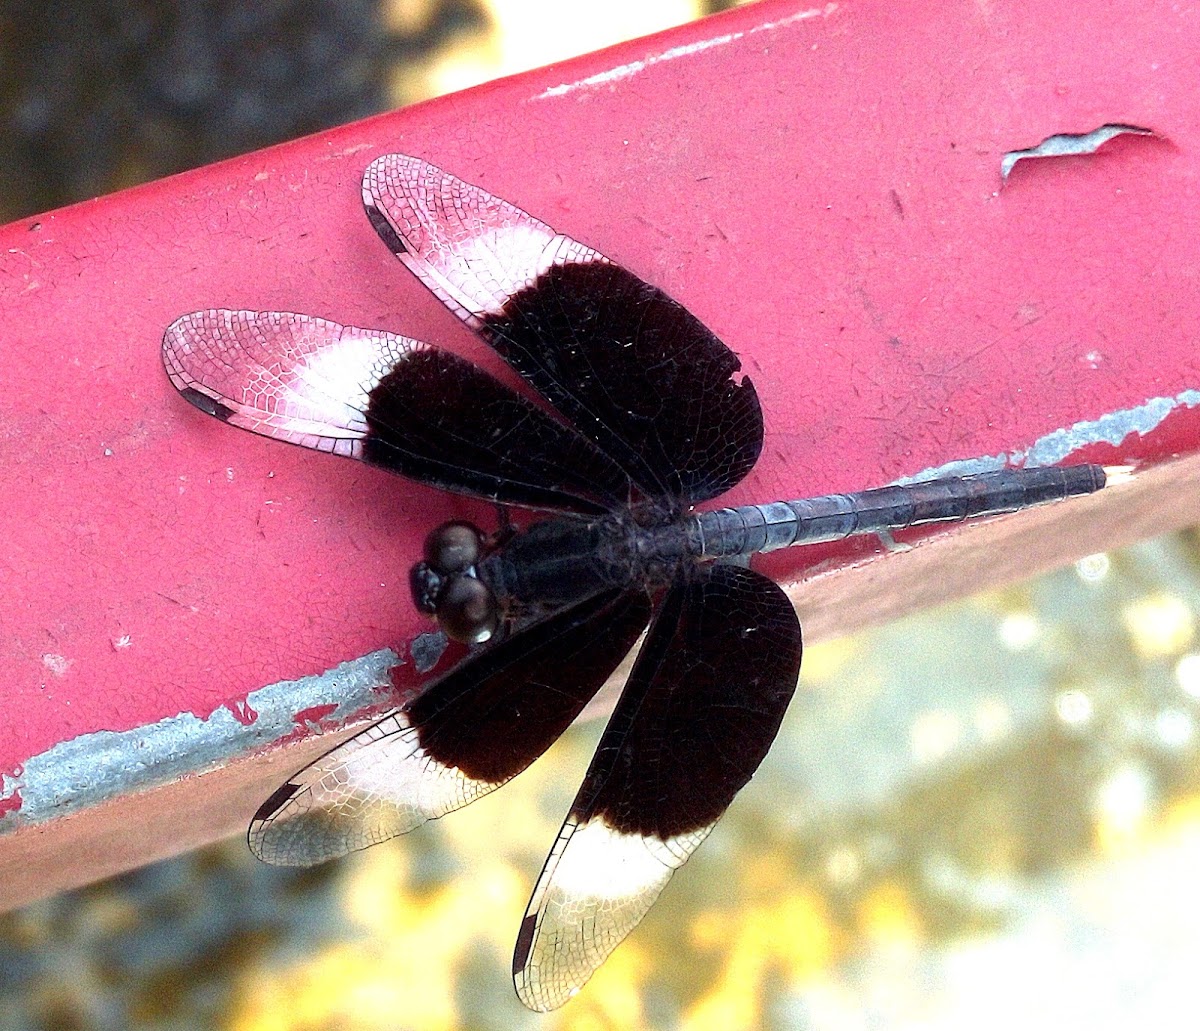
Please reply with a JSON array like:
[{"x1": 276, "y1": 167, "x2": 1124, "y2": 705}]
[{"x1": 162, "y1": 153, "x2": 1108, "y2": 1010}]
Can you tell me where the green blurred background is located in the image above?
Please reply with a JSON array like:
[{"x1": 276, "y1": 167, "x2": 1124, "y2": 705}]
[{"x1": 4, "y1": 3, "x2": 1199, "y2": 1029}]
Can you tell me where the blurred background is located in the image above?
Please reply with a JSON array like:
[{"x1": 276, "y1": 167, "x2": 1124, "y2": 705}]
[{"x1": 4, "y1": 2, "x2": 1200, "y2": 1029}]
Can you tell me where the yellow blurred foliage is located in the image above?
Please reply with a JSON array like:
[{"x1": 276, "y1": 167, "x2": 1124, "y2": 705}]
[
  {"x1": 1122, "y1": 593, "x2": 1195, "y2": 659},
  {"x1": 683, "y1": 884, "x2": 834, "y2": 1031},
  {"x1": 857, "y1": 881, "x2": 923, "y2": 950},
  {"x1": 230, "y1": 845, "x2": 526, "y2": 1031}
]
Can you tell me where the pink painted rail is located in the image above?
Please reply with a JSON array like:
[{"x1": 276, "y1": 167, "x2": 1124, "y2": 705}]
[{"x1": 2, "y1": 0, "x2": 1199, "y2": 909}]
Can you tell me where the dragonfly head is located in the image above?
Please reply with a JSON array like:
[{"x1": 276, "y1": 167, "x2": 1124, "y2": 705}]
[{"x1": 409, "y1": 521, "x2": 498, "y2": 645}]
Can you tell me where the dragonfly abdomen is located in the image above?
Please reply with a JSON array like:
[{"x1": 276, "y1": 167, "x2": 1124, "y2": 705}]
[{"x1": 689, "y1": 464, "x2": 1108, "y2": 559}]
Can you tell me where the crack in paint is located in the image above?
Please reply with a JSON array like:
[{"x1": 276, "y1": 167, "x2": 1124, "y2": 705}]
[{"x1": 0, "y1": 649, "x2": 398, "y2": 832}]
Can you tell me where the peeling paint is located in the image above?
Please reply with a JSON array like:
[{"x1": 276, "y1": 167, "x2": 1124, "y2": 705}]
[
  {"x1": 226, "y1": 697, "x2": 258, "y2": 726},
  {"x1": 0, "y1": 649, "x2": 398, "y2": 832},
  {"x1": 534, "y1": 5, "x2": 838, "y2": 100},
  {"x1": 899, "y1": 387, "x2": 1200, "y2": 484},
  {"x1": 410, "y1": 629, "x2": 449, "y2": 673},
  {"x1": 291, "y1": 703, "x2": 339, "y2": 726},
  {"x1": 0, "y1": 770, "x2": 22, "y2": 816},
  {"x1": 1022, "y1": 390, "x2": 1200, "y2": 466},
  {"x1": 1000, "y1": 124, "x2": 1155, "y2": 180}
]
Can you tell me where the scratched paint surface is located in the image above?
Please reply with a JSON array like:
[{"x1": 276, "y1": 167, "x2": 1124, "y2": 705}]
[{"x1": 1, "y1": 0, "x2": 1198, "y2": 822}]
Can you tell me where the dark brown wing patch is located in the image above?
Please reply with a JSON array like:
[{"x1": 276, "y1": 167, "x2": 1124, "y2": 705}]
[
  {"x1": 249, "y1": 588, "x2": 652, "y2": 867},
  {"x1": 513, "y1": 563, "x2": 802, "y2": 1010}
]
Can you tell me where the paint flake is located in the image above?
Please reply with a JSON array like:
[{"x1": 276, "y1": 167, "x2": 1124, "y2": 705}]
[{"x1": 1001, "y1": 124, "x2": 1155, "y2": 181}]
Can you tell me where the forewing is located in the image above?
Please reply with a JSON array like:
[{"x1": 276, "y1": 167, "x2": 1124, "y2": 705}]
[
  {"x1": 362, "y1": 154, "x2": 764, "y2": 505},
  {"x1": 249, "y1": 587, "x2": 652, "y2": 866},
  {"x1": 512, "y1": 563, "x2": 802, "y2": 1011},
  {"x1": 163, "y1": 309, "x2": 632, "y2": 513}
]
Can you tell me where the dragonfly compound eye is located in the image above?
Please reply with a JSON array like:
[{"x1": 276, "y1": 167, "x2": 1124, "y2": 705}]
[
  {"x1": 437, "y1": 574, "x2": 497, "y2": 645},
  {"x1": 424, "y1": 521, "x2": 482, "y2": 574}
]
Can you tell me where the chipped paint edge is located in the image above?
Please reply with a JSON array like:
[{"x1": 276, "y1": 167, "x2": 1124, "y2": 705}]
[
  {"x1": 0, "y1": 648, "x2": 399, "y2": 833},
  {"x1": 532, "y1": 4, "x2": 838, "y2": 101},
  {"x1": 898, "y1": 387, "x2": 1200, "y2": 484}
]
